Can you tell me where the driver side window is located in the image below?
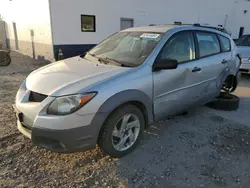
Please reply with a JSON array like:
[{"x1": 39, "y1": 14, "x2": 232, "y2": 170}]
[{"x1": 159, "y1": 32, "x2": 195, "y2": 63}]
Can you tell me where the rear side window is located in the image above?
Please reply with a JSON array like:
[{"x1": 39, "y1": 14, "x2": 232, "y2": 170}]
[
  {"x1": 218, "y1": 35, "x2": 231, "y2": 52},
  {"x1": 196, "y1": 32, "x2": 220, "y2": 57}
]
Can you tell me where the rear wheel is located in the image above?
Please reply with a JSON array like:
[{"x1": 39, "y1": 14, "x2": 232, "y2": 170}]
[
  {"x1": 0, "y1": 54, "x2": 11, "y2": 66},
  {"x1": 98, "y1": 105, "x2": 145, "y2": 158}
]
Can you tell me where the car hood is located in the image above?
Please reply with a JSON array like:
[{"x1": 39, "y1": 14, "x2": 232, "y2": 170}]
[
  {"x1": 26, "y1": 56, "x2": 129, "y2": 96},
  {"x1": 237, "y1": 46, "x2": 250, "y2": 58}
]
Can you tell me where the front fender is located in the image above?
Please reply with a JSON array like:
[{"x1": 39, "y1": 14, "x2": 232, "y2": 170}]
[
  {"x1": 98, "y1": 89, "x2": 153, "y2": 123},
  {"x1": 90, "y1": 89, "x2": 154, "y2": 143}
]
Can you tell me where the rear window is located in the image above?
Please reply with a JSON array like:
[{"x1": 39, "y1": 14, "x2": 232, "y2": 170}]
[
  {"x1": 218, "y1": 35, "x2": 231, "y2": 52},
  {"x1": 196, "y1": 32, "x2": 220, "y2": 57}
]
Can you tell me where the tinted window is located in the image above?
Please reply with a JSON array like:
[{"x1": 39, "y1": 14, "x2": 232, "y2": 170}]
[
  {"x1": 196, "y1": 32, "x2": 220, "y2": 57},
  {"x1": 218, "y1": 35, "x2": 231, "y2": 52},
  {"x1": 159, "y1": 32, "x2": 195, "y2": 63},
  {"x1": 235, "y1": 35, "x2": 250, "y2": 46}
]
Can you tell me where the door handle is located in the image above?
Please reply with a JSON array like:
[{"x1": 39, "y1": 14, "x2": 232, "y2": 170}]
[
  {"x1": 192, "y1": 67, "x2": 201, "y2": 72},
  {"x1": 221, "y1": 59, "x2": 228, "y2": 64}
]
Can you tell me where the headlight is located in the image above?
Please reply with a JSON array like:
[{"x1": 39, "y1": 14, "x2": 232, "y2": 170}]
[
  {"x1": 16, "y1": 80, "x2": 27, "y2": 103},
  {"x1": 242, "y1": 58, "x2": 250, "y2": 61},
  {"x1": 47, "y1": 92, "x2": 96, "y2": 115}
]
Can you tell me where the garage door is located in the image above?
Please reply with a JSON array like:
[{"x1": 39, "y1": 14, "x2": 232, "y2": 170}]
[{"x1": 120, "y1": 18, "x2": 134, "y2": 30}]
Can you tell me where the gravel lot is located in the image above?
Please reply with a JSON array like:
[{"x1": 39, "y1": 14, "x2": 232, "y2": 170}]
[{"x1": 1, "y1": 52, "x2": 250, "y2": 188}]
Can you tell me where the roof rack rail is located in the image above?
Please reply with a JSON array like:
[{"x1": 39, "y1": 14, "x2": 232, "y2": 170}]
[
  {"x1": 174, "y1": 21, "x2": 182, "y2": 25},
  {"x1": 192, "y1": 23, "x2": 228, "y2": 32},
  {"x1": 193, "y1": 23, "x2": 201, "y2": 26},
  {"x1": 148, "y1": 23, "x2": 229, "y2": 34},
  {"x1": 174, "y1": 22, "x2": 229, "y2": 34},
  {"x1": 148, "y1": 24, "x2": 174, "y2": 26}
]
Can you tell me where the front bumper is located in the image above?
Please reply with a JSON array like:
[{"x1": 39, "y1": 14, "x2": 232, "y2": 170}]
[
  {"x1": 16, "y1": 118, "x2": 97, "y2": 153},
  {"x1": 14, "y1": 100, "x2": 104, "y2": 153},
  {"x1": 14, "y1": 78, "x2": 108, "y2": 153}
]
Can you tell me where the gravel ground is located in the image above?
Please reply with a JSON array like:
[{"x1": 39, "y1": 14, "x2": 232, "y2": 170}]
[{"x1": 1, "y1": 52, "x2": 250, "y2": 188}]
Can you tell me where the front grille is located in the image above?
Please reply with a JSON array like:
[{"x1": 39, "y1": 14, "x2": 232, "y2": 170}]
[
  {"x1": 29, "y1": 91, "x2": 47, "y2": 102},
  {"x1": 22, "y1": 123, "x2": 32, "y2": 131}
]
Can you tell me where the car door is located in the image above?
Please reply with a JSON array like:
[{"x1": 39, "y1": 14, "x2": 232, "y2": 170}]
[
  {"x1": 193, "y1": 31, "x2": 230, "y2": 102},
  {"x1": 153, "y1": 31, "x2": 201, "y2": 120}
]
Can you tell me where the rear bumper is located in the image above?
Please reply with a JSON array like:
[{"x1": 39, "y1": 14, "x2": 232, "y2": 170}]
[
  {"x1": 240, "y1": 62, "x2": 250, "y2": 73},
  {"x1": 17, "y1": 119, "x2": 97, "y2": 153}
]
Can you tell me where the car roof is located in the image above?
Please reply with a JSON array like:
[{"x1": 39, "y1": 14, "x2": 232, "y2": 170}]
[
  {"x1": 122, "y1": 24, "x2": 230, "y2": 37},
  {"x1": 122, "y1": 25, "x2": 178, "y2": 33}
]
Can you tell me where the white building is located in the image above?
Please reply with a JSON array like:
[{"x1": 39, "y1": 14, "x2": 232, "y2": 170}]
[{"x1": 0, "y1": 0, "x2": 250, "y2": 61}]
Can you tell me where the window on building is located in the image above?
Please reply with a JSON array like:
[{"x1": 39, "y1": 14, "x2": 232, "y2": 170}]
[
  {"x1": 159, "y1": 32, "x2": 195, "y2": 63},
  {"x1": 81, "y1": 15, "x2": 96, "y2": 32},
  {"x1": 218, "y1": 35, "x2": 231, "y2": 52},
  {"x1": 196, "y1": 32, "x2": 220, "y2": 57}
]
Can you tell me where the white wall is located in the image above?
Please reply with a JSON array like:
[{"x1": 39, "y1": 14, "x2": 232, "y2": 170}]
[
  {"x1": 0, "y1": 16, "x2": 7, "y2": 48},
  {"x1": 0, "y1": 0, "x2": 54, "y2": 60},
  {"x1": 224, "y1": 0, "x2": 250, "y2": 39},
  {"x1": 50, "y1": 0, "x2": 250, "y2": 45}
]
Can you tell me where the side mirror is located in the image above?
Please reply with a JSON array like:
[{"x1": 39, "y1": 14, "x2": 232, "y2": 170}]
[{"x1": 153, "y1": 58, "x2": 178, "y2": 71}]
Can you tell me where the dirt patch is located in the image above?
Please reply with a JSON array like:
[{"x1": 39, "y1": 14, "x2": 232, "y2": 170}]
[{"x1": 211, "y1": 126, "x2": 250, "y2": 156}]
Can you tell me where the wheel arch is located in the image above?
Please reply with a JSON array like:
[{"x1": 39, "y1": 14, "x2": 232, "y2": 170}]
[
  {"x1": 103, "y1": 100, "x2": 150, "y2": 128},
  {"x1": 223, "y1": 74, "x2": 238, "y2": 93},
  {"x1": 91, "y1": 90, "x2": 154, "y2": 143}
]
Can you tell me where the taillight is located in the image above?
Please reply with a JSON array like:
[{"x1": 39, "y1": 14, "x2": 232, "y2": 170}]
[{"x1": 237, "y1": 54, "x2": 242, "y2": 65}]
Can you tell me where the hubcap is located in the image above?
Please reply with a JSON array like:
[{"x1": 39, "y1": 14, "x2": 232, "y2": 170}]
[{"x1": 111, "y1": 114, "x2": 140, "y2": 151}]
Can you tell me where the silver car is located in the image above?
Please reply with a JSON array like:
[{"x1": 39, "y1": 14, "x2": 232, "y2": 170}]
[
  {"x1": 14, "y1": 25, "x2": 240, "y2": 157},
  {"x1": 236, "y1": 35, "x2": 250, "y2": 74}
]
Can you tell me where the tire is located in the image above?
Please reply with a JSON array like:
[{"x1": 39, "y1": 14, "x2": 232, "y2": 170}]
[
  {"x1": 98, "y1": 105, "x2": 145, "y2": 158},
  {"x1": 0, "y1": 54, "x2": 11, "y2": 66},
  {"x1": 207, "y1": 92, "x2": 240, "y2": 111}
]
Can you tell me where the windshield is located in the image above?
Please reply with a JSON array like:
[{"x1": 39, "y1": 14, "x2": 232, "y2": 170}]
[
  {"x1": 235, "y1": 35, "x2": 250, "y2": 46},
  {"x1": 87, "y1": 32, "x2": 163, "y2": 66}
]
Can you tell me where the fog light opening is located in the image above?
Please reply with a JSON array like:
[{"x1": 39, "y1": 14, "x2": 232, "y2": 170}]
[{"x1": 59, "y1": 142, "x2": 67, "y2": 149}]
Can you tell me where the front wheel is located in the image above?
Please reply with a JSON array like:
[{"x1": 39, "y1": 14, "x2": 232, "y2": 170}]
[
  {"x1": 98, "y1": 105, "x2": 145, "y2": 158},
  {"x1": 0, "y1": 54, "x2": 11, "y2": 66}
]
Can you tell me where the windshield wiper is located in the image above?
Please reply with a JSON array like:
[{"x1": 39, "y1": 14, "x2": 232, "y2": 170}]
[
  {"x1": 99, "y1": 57, "x2": 134, "y2": 67},
  {"x1": 80, "y1": 52, "x2": 96, "y2": 59},
  {"x1": 82, "y1": 53, "x2": 133, "y2": 67},
  {"x1": 99, "y1": 57, "x2": 120, "y2": 64},
  {"x1": 83, "y1": 52, "x2": 115, "y2": 64}
]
